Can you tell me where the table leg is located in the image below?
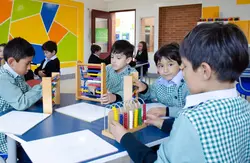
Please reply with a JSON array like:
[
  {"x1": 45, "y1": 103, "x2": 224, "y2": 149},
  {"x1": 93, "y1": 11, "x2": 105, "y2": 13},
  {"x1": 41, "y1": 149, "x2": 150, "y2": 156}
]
[
  {"x1": 140, "y1": 66, "x2": 143, "y2": 81},
  {"x1": 6, "y1": 136, "x2": 16, "y2": 163}
]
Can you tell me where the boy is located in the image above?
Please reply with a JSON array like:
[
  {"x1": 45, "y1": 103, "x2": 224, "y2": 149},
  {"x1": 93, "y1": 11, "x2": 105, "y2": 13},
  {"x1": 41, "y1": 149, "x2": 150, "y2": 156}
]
[
  {"x1": 88, "y1": 44, "x2": 102, "y2": 64},
  {"x1": 136, "y1": 43, "x2": 189, "y2": 118},
  {"x1": 110, "y1": 23, "x2": 250, "y2": 162},
  {"x1": 34, "y1": 41, "x2": 60, "y2": 78},
  {"x1": 0, "y1": 37, "x2": 42, "y2": 155},
  {"x1": 100, "y1": 40, "x2": 138, "y2": 104}
]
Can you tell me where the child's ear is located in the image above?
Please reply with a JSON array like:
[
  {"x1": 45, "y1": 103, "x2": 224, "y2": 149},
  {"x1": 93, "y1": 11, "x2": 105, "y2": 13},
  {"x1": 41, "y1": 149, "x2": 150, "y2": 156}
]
[
  {"x1": 52, "y1": 50, "x2": 56, "y2": 55},
  {"x1": 7, "y1": 57, "x2": 16, "y2": 66},
  {"x1": 126, "y1": 57, "x2": 132, "y2": 64},
  {"x1": 200, "y1": 62, "x2": 212, "y2": 80}
]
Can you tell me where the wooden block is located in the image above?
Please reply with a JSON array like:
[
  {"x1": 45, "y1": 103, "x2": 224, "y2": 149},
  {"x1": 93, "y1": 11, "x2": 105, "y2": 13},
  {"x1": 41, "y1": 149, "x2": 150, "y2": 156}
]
[
  {"x1": 102, "y1": 123, "x2": 147, "y2": 140},
  {"x1": 124, "y1": 76, "x2": 133, "y2": 101},
  {"x1": 42, "y1": 77, "x2": 53, "y2": 114}
]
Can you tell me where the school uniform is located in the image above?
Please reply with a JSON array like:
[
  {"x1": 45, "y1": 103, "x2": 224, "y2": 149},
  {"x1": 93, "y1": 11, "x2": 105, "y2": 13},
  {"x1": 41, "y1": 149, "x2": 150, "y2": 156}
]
[
  {"x1": 140, "y1": 71, "x2": 189, "y2": 117},
  {"x1": 120, "y1": 88, "x2": 250, "y2": 163},
  {"x1": 106, "y1": 65, "x2": 137, "y2": 102},
  {"x1": 34, "y1": 55, "x2": 60, "y2": 77},
  {"x1": 0, "y1": 63, "x2": 42, "y2": 153}
]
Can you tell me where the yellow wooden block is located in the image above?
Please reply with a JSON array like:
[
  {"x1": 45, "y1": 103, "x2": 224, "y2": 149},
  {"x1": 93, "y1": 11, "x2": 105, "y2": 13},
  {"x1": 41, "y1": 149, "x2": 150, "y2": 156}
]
[
  {"x1": 202, "y1": 6, "x2": 220, "y2": 19},
  {"x1": 237, "y1": 0, "x2": 250, "y2": 4}
]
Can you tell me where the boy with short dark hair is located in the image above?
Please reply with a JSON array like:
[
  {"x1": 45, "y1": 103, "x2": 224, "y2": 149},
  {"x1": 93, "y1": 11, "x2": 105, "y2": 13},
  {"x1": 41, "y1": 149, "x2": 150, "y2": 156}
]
[
  {"x1": 0, "y1": 37, "x2": 42, "y2": 155},
  {"x1": 34, "y1": 41, "x2": 60, "y2": 78},
  {"x1": 110, "y1": 23, "x2": 250, "y2": 163}
]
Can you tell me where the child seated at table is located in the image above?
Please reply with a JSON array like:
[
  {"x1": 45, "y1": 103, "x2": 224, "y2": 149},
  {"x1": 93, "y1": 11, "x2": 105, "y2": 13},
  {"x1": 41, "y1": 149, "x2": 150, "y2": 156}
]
[
  {"x1": 100, "y1": 40, "x2": 138, "y2": 104},
  {"x1": 136, "y1": 43, "x2": 189, "y2": 119},
  {"x1": 0, "y1": 37, "x2": 42, "y2": 161}
]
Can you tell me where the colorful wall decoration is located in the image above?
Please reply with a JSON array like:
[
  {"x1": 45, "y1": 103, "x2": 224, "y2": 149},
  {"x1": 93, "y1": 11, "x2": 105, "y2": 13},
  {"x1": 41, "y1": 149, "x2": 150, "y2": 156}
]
[{"x1": 0, "y1": 0, "x2": 84, "y2": 67}]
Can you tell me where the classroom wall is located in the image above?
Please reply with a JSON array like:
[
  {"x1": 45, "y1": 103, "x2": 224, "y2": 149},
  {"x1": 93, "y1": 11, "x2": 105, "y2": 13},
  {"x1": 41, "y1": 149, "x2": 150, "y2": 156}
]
[
  {"x1": 0, "y1": 0, "x2": 84, "y2": 69},
  {"x1": 202, "y1": 0, "x2": 250, "y2": 20}
]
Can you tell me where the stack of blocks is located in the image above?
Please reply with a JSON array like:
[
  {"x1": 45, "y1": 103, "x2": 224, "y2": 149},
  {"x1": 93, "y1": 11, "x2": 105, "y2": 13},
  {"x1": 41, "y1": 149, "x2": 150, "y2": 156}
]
[
  {"x1": 42, "y1": 72, "x2": 60, "y2": 114},
  {"x1": 76, "y1": 62, "x2": 107, "y2": 103}
]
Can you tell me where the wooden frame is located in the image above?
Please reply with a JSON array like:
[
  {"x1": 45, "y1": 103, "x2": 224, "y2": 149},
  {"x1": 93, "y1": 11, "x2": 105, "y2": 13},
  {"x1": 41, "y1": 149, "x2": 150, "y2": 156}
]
[
  {"x1": 75, "y1": 62, "x2": 107, "y2": 103},
  {"x1": 42, "y1": 72, "x2": 60, "y2": 114}
]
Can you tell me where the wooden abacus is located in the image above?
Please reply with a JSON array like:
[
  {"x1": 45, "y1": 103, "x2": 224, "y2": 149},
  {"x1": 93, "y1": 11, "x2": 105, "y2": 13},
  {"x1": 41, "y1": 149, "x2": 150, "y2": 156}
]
[
  {"x1": 102, "y1": 99, "x2": 147, "y2": 139},
  {"x1": 102, "y1": 72, "x2": 147, "y2": 139},
  {"x1": 42, "y1": 72, "x2": 60, "y2": 114},
  {"x1": 75, "y1": 62, "x2": 107, "y2": 103}
]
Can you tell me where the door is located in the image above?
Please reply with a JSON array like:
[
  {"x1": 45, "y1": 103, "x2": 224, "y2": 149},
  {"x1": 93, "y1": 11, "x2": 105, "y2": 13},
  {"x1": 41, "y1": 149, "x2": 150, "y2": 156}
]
[{"x1": 91, "y1": 10, "x2": 112, "y2": 59}]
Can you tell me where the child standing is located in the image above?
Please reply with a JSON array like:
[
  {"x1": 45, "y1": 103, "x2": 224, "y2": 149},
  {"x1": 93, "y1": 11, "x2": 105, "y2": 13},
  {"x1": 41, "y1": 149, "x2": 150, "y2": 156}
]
[
  {"x1": 0, "y1": 43, "x2": 6, "y2": 66},
  {"x1": 0, "y1": 37, "x2": 42, "y2": 156},
  {"x1": 110, "y1": 23, "x2": 250, "y2": 163},
  {"x1": 137, "y1": 43, "x2": 189, "y2": 118},
  {"x1": 134, "y1": 41, "x2": 148, "y2": 76},
  {"x1": 34, "y1": 41, "x2": 60, "y2": 78},
  {"x1": 88, "y1": 44, "x2": 102, "y2": 64},
  {"x1": 100, "y1": 40, "x2": 138, "y2": 104}
]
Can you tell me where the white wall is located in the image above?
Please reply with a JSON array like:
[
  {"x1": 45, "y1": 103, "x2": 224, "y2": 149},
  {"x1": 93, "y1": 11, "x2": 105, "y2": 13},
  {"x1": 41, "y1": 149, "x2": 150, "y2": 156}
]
[
  {"x1": 202, "y1": 0, "x2": 250, "y2": 20},
  {"x1": 107, "y1": 0, "x2": 201, "y2": 73}
]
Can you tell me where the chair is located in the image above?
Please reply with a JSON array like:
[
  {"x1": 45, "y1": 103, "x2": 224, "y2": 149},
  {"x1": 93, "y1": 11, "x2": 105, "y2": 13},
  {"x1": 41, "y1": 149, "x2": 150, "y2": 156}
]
[{"x1": 236, "y1": 68, "x2": 250, "y2": 99}]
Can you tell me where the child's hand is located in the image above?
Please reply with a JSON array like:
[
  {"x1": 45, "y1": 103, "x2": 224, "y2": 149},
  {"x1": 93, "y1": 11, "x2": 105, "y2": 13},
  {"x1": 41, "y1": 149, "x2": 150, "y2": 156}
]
[
  {"x1": 147, "y1": 107, "x2": 166, "y2": 117},
  {"x1": 134, "y1": 79, "x2": 147, "y2": 93},
  {"x1": 110, "y1": 120, "x2": 128, "y2": 143},
  {"x1": 101, "y1": 93, "x2": 116, "y2": 104},
  {"x1": 38, "y1": 70, "x2": 46, "y2": 77},
  {"x1": 145, "y1": 114, "x2": 164, "y2": 129}
]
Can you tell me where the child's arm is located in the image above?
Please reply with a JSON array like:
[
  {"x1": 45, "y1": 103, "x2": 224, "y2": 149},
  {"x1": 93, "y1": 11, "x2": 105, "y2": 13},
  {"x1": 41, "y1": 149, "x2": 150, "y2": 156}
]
[
  {"x1": 43, "y1": 61, "x2": 60, "y2": 77},
  {"x1": 34, "y1": 62, "x2": 43, "y2": 75},
  {"x1": 110, "y1": 115, "x2": 205, "y2": 163},
  {"x1": 0, "y1": 76, "x2": 42, "y2": 111}
]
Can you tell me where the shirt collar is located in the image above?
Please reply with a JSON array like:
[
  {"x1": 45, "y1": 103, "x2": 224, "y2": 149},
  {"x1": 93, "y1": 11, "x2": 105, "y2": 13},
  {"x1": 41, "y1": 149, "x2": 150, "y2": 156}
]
[
  {"x1": 184, "y1": 88, "x2": 238, "y2": 108},
  {"x1": 171, "y1": 71, "x2": 183, "y2": 86},
  {"x1": 45, "y1": 55, "x2": 57, "y2": 61},
  {"x1": 3, "y1": 63, "x2": 19, "y2": 78},
  {"x1": 157, "y1": 71, "x2": 184, "y2": 86}
]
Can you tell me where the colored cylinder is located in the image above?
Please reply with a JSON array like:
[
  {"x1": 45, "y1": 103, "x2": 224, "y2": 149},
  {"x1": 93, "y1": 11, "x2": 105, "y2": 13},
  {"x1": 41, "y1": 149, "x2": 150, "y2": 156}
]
[
  {"x1": 112, "y1": 107, "x2": 119, "y2": 122},
  {"x1": 129, "y1": 110, "x2": 134, "y2": 129},
  {"x1": 119, "y1": 114, "x2": 123, "y2": 125},
  {"x1": 138, "y1": 108, "x2": 142, "y2": 125},
  {"x1": 124, "y1": 112, "x2": 128, "y2": 129},
  {"x1": 134, "y1": 109, "x2": 138, "y2": 128},
  {"x1": 143, "y1": 104, "x2": 146, "y2": 121}
]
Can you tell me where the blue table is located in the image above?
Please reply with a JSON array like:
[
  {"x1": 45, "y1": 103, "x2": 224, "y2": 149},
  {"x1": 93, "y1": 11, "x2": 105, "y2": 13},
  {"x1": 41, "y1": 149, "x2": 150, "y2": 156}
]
[{"x1": 6, "y1": 93, "x2": 169, "y2": 163}]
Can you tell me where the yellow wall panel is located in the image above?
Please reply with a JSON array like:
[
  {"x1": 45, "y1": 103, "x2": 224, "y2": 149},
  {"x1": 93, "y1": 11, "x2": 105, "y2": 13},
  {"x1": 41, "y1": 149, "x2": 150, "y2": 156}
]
[
  {"x1": 202, "y1": 6, "x2": 220, "y2": 19},
  {"x1": 237, "y1": 0, "x2": 250, "y2": 4},
  {"x1": 230, "y1": 20, "x2": 249, "y2": 43}
]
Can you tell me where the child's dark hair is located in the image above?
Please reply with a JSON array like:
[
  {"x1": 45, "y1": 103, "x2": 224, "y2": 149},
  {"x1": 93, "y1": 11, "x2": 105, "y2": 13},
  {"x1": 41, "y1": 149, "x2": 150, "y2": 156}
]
[
  {"x1": 138, "y1": 41, "x2": 148, "y2": 54},
  {"x1": 4, "y1": 37, "x2": 35, "y2": 62},
  {"x1": 111, "y1": 40, "x2": 134, "y2": 58},
  {"x1": 91, "y1": 44, "x2": 101, "y2": 53},
  {"x1": 180, "y1": 23, "x2": 249, "y2": 82},
  {"x1": 0, "y1": 43, "x2": 6, "y2": 47},
  {"x1": 42, "y1": 41, "x2": 57, "y2": 54},
  {"x1": 154, "y1": 43, "x2": 181, "y2": 65}
]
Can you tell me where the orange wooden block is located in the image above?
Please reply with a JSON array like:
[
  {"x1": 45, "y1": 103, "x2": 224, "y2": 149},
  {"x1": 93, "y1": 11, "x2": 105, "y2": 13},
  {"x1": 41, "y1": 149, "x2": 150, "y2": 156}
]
[{"x1": 202, "y1": 6, "x2": 220, "y2": 19}]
